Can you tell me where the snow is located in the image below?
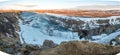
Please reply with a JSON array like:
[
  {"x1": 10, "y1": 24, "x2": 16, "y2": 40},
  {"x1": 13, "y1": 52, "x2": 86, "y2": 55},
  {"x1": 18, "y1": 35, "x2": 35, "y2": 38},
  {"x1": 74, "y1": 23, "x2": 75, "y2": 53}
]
[
  {"x1": 0, "y1": 51, "x2": 10, "y2": 55},
  {"x1": 116, "y1": 53, "x2": 120, "y2": 55},
  {"x1": 92, "y1": 34, "x2": 107, "y2": 40},
  {"x1": 111, "y1": 41, "x2": 117, "y2": 46}
]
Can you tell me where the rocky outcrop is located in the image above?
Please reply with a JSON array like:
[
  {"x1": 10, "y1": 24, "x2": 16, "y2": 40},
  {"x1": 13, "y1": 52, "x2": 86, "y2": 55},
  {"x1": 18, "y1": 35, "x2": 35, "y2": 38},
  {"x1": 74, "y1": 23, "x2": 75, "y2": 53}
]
[
  {"x1": 41, "y1": 40, "x2": 58, "y2": 50},
  {"x1": 0, "y1": 12, "x2": 22, "y2": 54},
  {"x1": 0, "y1": 39, "x2": 57, "y2": 55},
  {"x1": 39, "y1": 41, "x2": 120, "y2": 55},
  {"x1": 1, "y1": 39, "x2": 120, "y2": 55},
  {"x1": 0, "y1": 12, "x2": 41, "y2": 55},
  {"x1": 0, "y1": 39, "x2": 41, "y2": 55},
  {"x1": 0, "y1": 12, "x2": 20, "y2": 39}
]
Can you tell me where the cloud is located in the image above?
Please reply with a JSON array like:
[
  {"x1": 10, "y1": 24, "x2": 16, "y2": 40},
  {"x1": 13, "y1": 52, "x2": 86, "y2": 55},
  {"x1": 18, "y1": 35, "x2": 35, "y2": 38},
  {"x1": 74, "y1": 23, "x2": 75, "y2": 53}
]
[{"x1": 13, "y1": 4, "x2": 38, "y2": 7}]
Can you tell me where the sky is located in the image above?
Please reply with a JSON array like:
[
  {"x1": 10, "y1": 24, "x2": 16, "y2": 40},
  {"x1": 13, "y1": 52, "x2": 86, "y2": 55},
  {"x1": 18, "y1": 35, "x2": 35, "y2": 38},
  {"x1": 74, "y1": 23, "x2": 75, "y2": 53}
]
[{"x1": 0, "y1": 0, "x2": 120, "y2": 10}]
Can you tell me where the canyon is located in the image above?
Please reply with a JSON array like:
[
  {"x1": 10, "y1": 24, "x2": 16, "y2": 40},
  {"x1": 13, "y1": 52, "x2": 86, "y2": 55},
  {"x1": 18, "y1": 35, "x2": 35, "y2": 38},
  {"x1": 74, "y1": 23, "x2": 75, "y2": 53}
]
[{"x1": 0, "y1": 10, "x2": 120, "y2": 55}]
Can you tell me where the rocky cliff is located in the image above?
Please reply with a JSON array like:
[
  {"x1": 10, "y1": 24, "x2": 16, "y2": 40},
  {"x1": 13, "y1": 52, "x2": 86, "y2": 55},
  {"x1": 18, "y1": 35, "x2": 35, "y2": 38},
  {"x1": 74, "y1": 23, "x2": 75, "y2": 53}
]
[{"x1": 0, "y1": 12, "x2": 21, "y2": 44}]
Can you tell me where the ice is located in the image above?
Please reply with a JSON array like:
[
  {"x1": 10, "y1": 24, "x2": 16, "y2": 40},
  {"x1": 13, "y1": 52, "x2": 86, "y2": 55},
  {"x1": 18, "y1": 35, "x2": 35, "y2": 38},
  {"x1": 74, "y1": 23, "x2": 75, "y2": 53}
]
[
  {"x1": 18, "y1": 12, "x2": 80, "y2": 45},
  {"x1": 94, "y1": 31, "x2": 120, "y2": 44}
]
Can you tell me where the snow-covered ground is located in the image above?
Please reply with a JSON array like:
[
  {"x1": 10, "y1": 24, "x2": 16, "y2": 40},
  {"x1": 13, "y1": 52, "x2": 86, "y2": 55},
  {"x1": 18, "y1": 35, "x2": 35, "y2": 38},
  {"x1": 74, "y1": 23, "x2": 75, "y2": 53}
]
[
  {"x1": 18, "y1": 12, "x2": 120, "y2": 45},
  {"x1": 0, "y1": 51, "x2": 10, "y2": 55},
  {"x1": 116, "y1": 53, "x2": 120, "y2": 55}
]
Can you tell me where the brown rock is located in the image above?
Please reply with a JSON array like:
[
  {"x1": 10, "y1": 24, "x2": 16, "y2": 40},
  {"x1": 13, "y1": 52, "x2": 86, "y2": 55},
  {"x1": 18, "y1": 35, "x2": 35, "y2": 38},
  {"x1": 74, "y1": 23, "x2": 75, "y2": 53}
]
[
  {"x1": 41, "y1": 40, "x2": 58, "y2": 50},
  {"x1": 39, "y1": 41, "x2": 120, "y2": 55}
]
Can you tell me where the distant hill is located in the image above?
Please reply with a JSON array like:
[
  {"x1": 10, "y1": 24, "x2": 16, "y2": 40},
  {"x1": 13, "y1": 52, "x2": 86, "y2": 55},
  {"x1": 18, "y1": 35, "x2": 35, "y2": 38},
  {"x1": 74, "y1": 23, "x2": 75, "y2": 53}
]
[
  {"x1": 0, "y1": 9, "x2": 120, "y2": 17},
  {"x1": 71, "y1": 5, "x2": 120, "y2": 10}
]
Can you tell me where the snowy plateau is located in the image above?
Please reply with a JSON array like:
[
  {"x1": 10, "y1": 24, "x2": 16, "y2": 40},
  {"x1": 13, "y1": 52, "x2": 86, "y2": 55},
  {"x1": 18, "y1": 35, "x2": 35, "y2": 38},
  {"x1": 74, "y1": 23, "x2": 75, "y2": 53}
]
[{"x1": 18, "y1": 12, "x2": 120, "y2": 46}]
